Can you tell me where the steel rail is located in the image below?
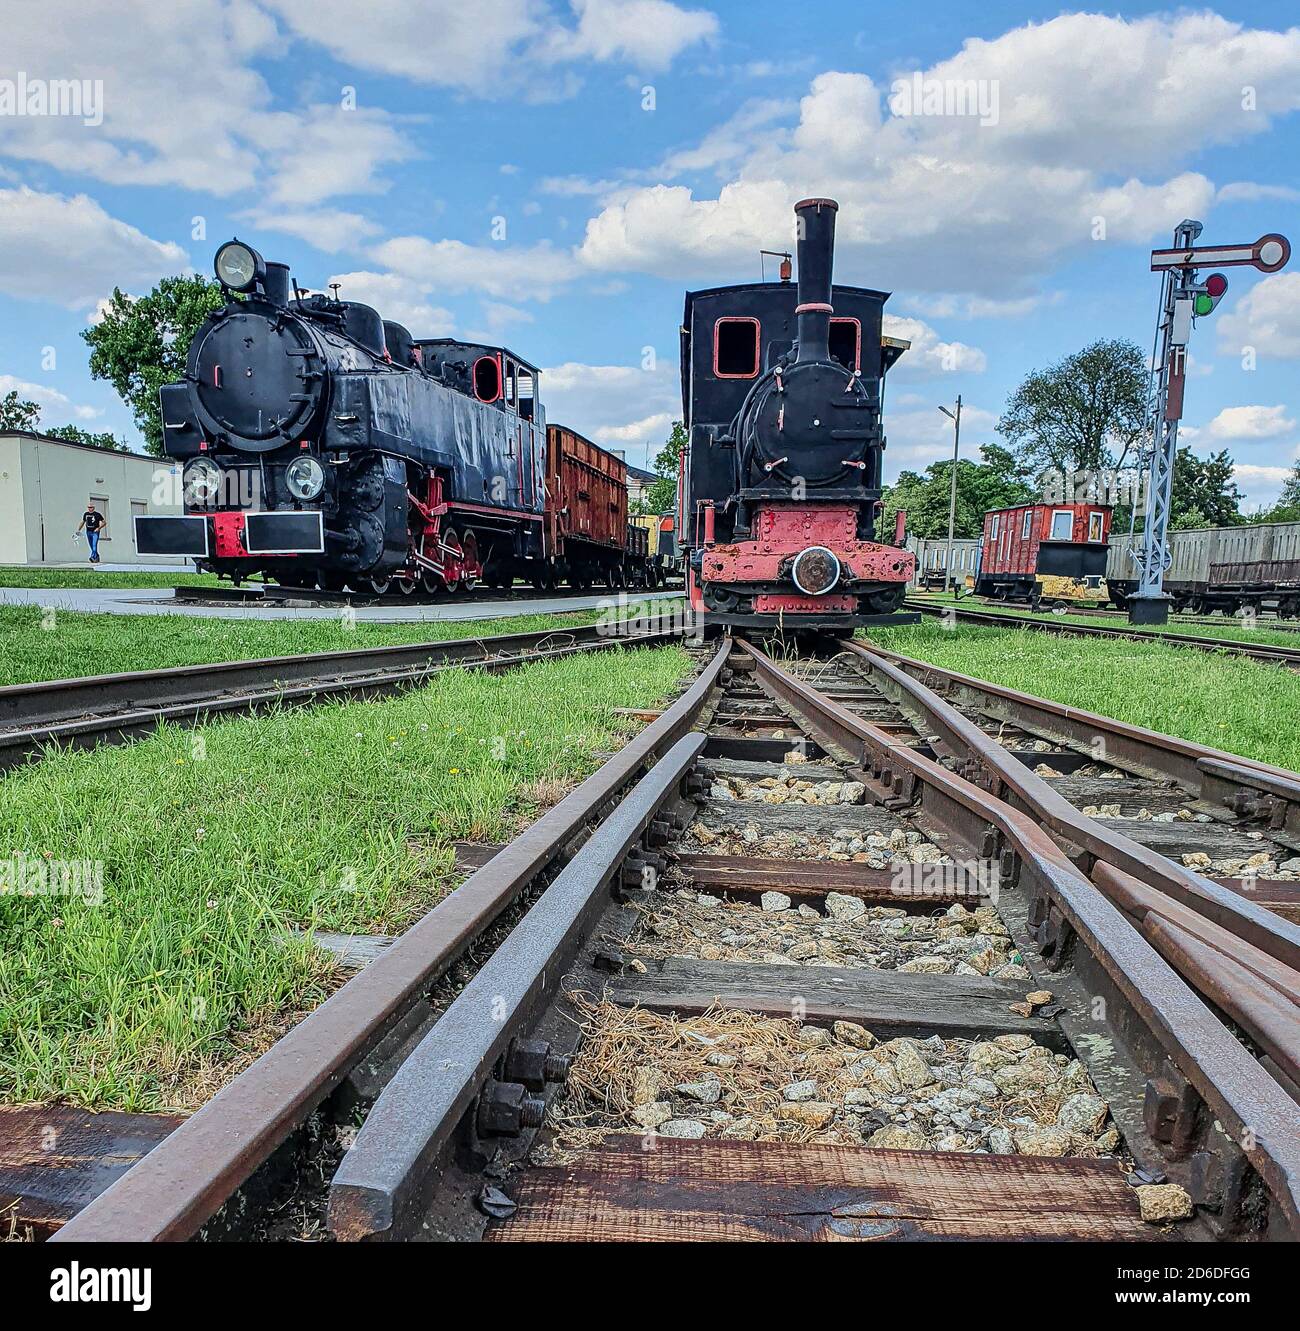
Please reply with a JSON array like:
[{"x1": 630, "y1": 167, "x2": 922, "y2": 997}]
[
  {"x1": 328, "y1": 731, "x2": 707, "y2": 1241},
  {"x1": 737, "y1": 640, "x2": 1300, "y2": 1235},
  {"x1": 49, "y1": 641, "x2": 730, "y2": 1243},
  {"x1": 903, "y1": 597, "x2": 1300, "y2": 666},
  {"x1": 844, "y1": 641, "x2": 1300, "y2": 972},
  {"x1": 864, "y1": 643, "x2": 1300, "y2": 846},
  {"x1": 0, "y1": 621, "x2": 693, "y2": 770}
]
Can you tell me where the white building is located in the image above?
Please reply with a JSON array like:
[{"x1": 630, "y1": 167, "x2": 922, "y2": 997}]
[{"x1": 0, "y1": 430, "x2": 181, "y2": 565}]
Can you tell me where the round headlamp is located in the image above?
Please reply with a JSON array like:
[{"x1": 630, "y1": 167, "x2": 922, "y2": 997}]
[
  {"x1": 214, "y1": 240, "x2": 262, "y2": 292},
  {"x1": 285, "y1": 454, "x2": 326, "y2": 501},
  {"x1": 182, "y1": 456, "x2": 223, "y2": 506}
]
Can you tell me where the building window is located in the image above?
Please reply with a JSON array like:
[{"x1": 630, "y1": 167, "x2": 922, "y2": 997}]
[
  {"x1": 829, "y1": 317, "x2": 861, "y2": 373},
  {"x1": 1050, "y1": 509, "x2": 1074, "y2": 540},
  {"x1": 1022, "y1": 509, "x2": 1033, "y2": 540},
  {"x1": 714, "y1": 318, "x2": 760, "y2": 378},
  {"x1": 1088, "y1": 510, "x2": 1104, "y2": 542}
]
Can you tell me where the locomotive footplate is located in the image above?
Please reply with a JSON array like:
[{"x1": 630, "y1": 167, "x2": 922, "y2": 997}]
[{"x1": 710, "y1": 611, "x2": 922, "y2": 630}]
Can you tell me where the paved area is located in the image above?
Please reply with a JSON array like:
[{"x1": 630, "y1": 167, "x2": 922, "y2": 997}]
[{"x1": 0, "y1": 584, "x2": 683, "y2": 623}]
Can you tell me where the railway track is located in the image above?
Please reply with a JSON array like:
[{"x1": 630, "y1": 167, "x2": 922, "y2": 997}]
[
  {"x1": 904, "y1": 597, "x2": 1300, "y2": 667},
  {"x1": 44, "y1": 637, "x2": 1299, "y2": 1244},
  {"x1": 0, "y1": 620, "x2": 695, "y2": 772}
]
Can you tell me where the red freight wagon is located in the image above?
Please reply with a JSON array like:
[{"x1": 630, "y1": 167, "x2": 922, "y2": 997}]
[
  {"x1": 974, "y1": 501, "x2": 1111, "y2": 607},
  {"x1": 544, "y1": 423, "x2": 635, "y2": 589}
]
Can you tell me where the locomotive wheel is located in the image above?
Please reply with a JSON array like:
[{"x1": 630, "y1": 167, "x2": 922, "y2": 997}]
[
  {"x1": 420, "y1": 572, "x2": 441, "y2": 596},
  {"x1": 395, "y1": 576, "x2": 418, "y2": 596},
  {"x1": 610, "y1": 564, "x2": 626, "y2": 589},
  {"x1": 366, "y1": 576, "x2": 392, "y2": 596},
  {"x1": 460, "y1": 531, "x2": 480, "y2": 593}
]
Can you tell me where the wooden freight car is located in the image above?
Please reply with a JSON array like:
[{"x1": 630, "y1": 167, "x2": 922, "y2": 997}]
[
  {"x1": 543, "y1": 424, "x2": 649, "y2": 590},
  {"x1": 975, "y1": 501, "x2": 1111, "y2": 607}
]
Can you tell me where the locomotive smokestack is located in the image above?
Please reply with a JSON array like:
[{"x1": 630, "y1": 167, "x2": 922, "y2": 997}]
[{"x1": 793, "y1": 197, "x2": 837, "y2": 362}]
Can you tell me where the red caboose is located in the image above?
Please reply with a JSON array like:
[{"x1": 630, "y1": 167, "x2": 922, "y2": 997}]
[{"x1": 974, "y1": 502, "x2": 1111, "y2": 607}]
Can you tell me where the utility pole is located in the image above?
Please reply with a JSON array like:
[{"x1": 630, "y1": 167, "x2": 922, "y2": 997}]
[
  {"x1": 1130, "y1": 224, "x2": 1290, "y2": 625},
  {"x1": 939, "y1": 396, "x2": 962, "y2": 596}
]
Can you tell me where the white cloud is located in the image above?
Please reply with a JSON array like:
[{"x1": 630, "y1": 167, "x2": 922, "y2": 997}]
[
  {"x1": 260, "y1": 0, "x2": 715, "y2": 93},
  {"x1": 1216, "y1": 182, "x2": 1300, "y2": 204},
  {"x1": 0, "y1": 187, "x2": 187, "y2": 310},
  {"x1": 0, "y1": 374, "x2": 101, "y2": 423},
  {"x1": 466, "y1": 301, "x2": 536, "y2": 343},
  {"x1": 372, "y1": 236, "x2": 581, "y2": 300},
  {"x1": 326, "y1": 270, "x2": 454, "y2": 335},
  {"x1": 542, "y1": 360, "x2": 680, "y2": 459},
  {"x1": 1233, "y1": 460, "x2": 1299, "y2": 508},
  {"x1": 882, "y1": 403, "x2": 999, "y2": 478},
  {"x1": 1205, "y1": 404, "x2": 1295, "y2": 440},
  {"x1": 238, "y1": 208, "x2": 383, "y2": 255},
  {"x1": 0, "y1": 2, "x2": 412, "y2": 203},
  {"x1": 882, "y1": 314, "x2": 986, "y2": 378},
  {"x1": 1217, "y1": 272, "x2": 1300, "y2": 360},
  {"x1": 572, "y1": 12, "x2": 1300, "y2": 293}
]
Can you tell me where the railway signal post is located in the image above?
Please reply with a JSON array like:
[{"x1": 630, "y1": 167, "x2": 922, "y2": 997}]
[{"x1": 1129, "y1": 222, "x2": 1290, "y2": 625}]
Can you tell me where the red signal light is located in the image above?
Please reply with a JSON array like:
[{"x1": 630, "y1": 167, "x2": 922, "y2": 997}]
[{"x1": 1205, "y1": 272, "x2": 1228, "y2": 298}]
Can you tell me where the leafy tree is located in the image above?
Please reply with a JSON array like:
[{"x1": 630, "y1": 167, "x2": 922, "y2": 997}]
[
  {"x1": 44, "y1": 424, "x2": 129, "y2": 452},
  {"x1": 0, "y1": 390, "x2": 41, "y2": 432},
  {"x1": 998, "y1": 338, "x2": 1148, "y2": 477},
  {"x1": 881, "y1": 444, "x2": 1037, "y2": 540},
  {"x1": 82, "y1": 274, "x2": 226, "y2": 456},
  {"x1": 644, "y1": 419, "x2": 687, "y2": 513},
  {"x1": 1170, "y1": 447, "x2": 1242, "y2": 527}
]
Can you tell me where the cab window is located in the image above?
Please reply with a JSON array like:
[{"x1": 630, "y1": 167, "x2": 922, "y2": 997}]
[
  {"x1": 473, "y1": 355, "x2": 502, "y2": 403},
  {"x1": 1088, "y1": 510, "x2": 1104, "y2": 542},
  {"x1": 1021, "y1": 510, "x2": 1033, "y2": 539},
  {"x1": 1050, "y1": 509, "x2": 1075, "y2": 540},
  {"x1": 714, "y1": 318, "x2": 760, "y2": 378},
  {"x1": 829, "y1": 317, "x2": 861, "y2": 373}
]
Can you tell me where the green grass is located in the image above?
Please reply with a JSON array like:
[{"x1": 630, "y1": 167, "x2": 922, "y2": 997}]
[
  {"x1": 0, "y1": 566, "x2": 219, "y2": 589},
  {"x1": 908, "y1": 591, "x2": 1300, "y2": 651},
  {"x1": 870, "y1": 620, "x2": 1300, "y2": 773},
  {"x1": 0, "y1": 645, "x2": 692, "y2": 1111},
  {"x1": 0, "y1": 601, "x2": 682, "y2": 686}
]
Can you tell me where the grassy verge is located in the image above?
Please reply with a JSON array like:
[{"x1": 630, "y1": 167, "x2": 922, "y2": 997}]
[
  {"x1": 870, "y1": 620, "x2": 1300, "y2": 772},
  {"x1": 0, "y1": 566, "x2": 218, "y2": 589},
  {"x1": 0, "y1": 600, "x2": 683, "y2": 686},
  {"x1": 907, "y1": 591, "x2": 1300, "y2": 651},
  {"x1": 0, "y1": 644, "x2": 692, "y2": 1111}
]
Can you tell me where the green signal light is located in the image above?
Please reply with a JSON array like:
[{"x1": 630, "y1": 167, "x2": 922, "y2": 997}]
[{"x1": 1194, "y1": 293, "x2": 1214, "y2": 315}]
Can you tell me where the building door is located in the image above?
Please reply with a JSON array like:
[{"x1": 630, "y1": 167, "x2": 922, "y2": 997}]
[{"x1": 91, "y1": 494, "x2": 111, "y2": 551}]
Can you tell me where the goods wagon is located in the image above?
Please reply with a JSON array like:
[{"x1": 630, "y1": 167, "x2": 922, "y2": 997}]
[
  {"x1": 1107, "y1": 521, "x2": 1300, "y2": 615},
  {"x1": 974, "y1": 502, "x2": 1111, "y2": 607},
  {"x1": 908, "y1": 536, "x2": 980, "y2": 590}
]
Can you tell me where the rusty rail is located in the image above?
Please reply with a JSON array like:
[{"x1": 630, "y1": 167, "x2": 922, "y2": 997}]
[
  {"x1": 0, "y1": 621, "x2": 694, "y2": 770},
  {"x1": 50, "y1": 641, "x2": 729, "y2": 1243},
  {"x1": 738, "y1": 640, "x2": 1300, "y2": 1235},
  {"x1": 903, "y1": 597, "x2": 1300, "y2": 667}
]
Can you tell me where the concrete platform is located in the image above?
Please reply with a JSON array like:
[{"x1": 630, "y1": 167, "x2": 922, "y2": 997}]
[{"x1": 0, "y1": 584, "x2": 683, "y2": 623}]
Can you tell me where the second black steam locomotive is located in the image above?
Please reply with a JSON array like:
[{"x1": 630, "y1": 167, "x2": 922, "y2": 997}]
[
  {"x1": 678, "y1": 198, "x2": 915, "y2": 632},
  {"x1": 137, "y1": 240, "x2": 549, "y2": 594}
]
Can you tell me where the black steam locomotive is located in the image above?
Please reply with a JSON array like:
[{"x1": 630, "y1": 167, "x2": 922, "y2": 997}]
[
  {"x1": 678, "y1": 198, "x2": 915, "y2": 633},
  {"x1": 137, "y1": 240, "x2": 547, "y2": 593}
]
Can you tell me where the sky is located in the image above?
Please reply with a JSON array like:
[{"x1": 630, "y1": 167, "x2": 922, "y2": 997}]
[{"x1": 0, "y1": 0, "x2": 1297, "y2": 508}]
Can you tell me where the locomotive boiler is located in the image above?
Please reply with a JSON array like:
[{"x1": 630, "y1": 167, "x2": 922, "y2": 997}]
[
  {"x1": 678, "y1": 198, "x2": 915, "y2": 633},
  {"x1": 136, "y1": 239, "x2": 546, "y2": 594}
]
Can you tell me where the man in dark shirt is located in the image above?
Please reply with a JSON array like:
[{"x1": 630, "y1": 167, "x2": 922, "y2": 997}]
[{"x1": 75, "y1": 503, "x2": 106, "y2": 563}]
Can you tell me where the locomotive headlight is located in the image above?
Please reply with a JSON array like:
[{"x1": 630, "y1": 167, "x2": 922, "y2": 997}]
[
  {"x1": 182, "y1": 456, "x2": 223, "y2": 506},
  {"x1": 214, "y1": 240, "x2": 261, "y2": 292},
  {"x1": 285, "y1": 454, "x2": 325, "y2": 501}
]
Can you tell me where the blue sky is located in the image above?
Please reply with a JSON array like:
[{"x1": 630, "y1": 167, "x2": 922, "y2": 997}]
[{"x1": 1, "y1": 1, "x2": 1297, "y2": 505}]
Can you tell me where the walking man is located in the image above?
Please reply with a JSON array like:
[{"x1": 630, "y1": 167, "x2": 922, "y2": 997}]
[{"x1": 76, "y1": 502, "x2": 106, "y2": 563}]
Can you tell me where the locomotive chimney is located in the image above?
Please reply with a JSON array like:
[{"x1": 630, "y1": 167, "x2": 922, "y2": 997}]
[{"x1": 793, "y1": 197, "x2": 837, "y2": 362}]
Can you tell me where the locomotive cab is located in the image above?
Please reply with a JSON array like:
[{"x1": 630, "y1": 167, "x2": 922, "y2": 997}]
[{"x1": 679, "y1": 198, "x2": 916, "y2": 632}]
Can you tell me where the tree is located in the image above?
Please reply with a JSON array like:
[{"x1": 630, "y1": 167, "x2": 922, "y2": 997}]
[
  {"x1": 0, "y1": 390, "x2": 41, "y2": 432},
  {"x1": 998, "y1": 338, "x2": 1148, "y2": 478},
  {"x1": 644, "y1": 420, "x2": 687, "y2": 513},
  {"x1": 1170, "y1": 447, "x2": 1243, "y2": 528},
  {"x1": 83, "y1": 274, "x2": 226, "y2": 455},
  {"x1": 880, "y1": 444, "x2": 1037, "y2": 540},
  {"x1": 43, "y1": 424, "x2": 129, "y2": 452}
]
